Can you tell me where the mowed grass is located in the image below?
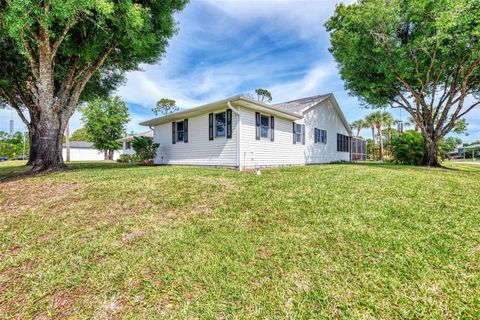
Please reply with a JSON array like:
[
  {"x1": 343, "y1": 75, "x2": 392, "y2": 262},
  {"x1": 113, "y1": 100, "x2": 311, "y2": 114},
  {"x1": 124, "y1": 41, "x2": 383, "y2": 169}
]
[{"x1": 0, "y1": 161, "x2": 479, "y2": 319}]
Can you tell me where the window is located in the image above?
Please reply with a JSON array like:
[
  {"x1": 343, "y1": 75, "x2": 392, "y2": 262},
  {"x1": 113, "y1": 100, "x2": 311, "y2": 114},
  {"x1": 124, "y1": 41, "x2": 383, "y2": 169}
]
[
  {"x1": 215, "y1": 112, "x2": 226, "y2": 137},
  {"x1": 261, "y1": 115, "x2": 269, "y2": 138},
  {"x1": 126, "y1": 141, "x2": 131, "y2": 150},
  {"x1": 177, "y1": 121, "x2": 184, "y2": 141},
  {"x1": 295, "y1": 123, "x2": 302, "y2": 143},
  {"x1": 337, "y1": 133, "x2": 350, "y2": 152},
  {"x1": 315, "y1": 128, "x2": 327, "y2": 144}
]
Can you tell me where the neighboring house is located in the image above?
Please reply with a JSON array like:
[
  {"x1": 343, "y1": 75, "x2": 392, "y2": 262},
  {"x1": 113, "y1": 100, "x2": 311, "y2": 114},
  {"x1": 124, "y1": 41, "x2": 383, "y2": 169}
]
[
  {"x1": 117, "y1": 131, "x2": 154, "y2": 155},
  {"x1": 62, "y1": 141, "x2": 121, "y2": 161},
  {"x1": 140, "y1": 93, "x2": 366, "y2": 170}
]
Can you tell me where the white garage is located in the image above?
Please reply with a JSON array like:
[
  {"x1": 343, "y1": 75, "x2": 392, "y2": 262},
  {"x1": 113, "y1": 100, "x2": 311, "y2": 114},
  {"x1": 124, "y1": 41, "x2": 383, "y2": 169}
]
[{"x1": 62, "y1": 141, "x2": 121, "y2": 161}]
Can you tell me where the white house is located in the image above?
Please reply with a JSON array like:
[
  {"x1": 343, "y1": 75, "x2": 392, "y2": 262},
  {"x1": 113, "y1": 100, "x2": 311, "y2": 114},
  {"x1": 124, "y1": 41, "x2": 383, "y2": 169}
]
[
  {"x1": 140, "y1": 94, "x2": 366, "y2": 170},
  {"x1": 62, "y1": 141, "x2": 121, "y2": 161},
  {"x1": 117, "y1": 131, "x2": 154, "y2": 155}
]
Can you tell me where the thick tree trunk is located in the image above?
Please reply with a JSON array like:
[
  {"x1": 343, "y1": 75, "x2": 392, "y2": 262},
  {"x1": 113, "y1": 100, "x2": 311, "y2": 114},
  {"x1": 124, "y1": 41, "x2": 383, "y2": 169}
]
[
  {"x1": 108, "y1": 149, "x2": 114, "y2": 160},
  {"x1": 26, "y1": 129, "x2": 38, "y2": 165},
  {"x1": 422, "y1": 138, "x2": 442, "y2": 167},
  {"x1": 30, "y1": 111, "x2": 65, "y2": 172}
]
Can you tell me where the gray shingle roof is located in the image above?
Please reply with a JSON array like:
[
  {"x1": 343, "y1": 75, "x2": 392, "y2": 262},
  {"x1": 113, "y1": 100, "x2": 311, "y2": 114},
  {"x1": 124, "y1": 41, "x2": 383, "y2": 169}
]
[
  {"x1": 271, "y1": 93, "x2": 332, "y2": 114},
  {"x1": 62, "y1": 141, "x2": 93, "y2": 149}
]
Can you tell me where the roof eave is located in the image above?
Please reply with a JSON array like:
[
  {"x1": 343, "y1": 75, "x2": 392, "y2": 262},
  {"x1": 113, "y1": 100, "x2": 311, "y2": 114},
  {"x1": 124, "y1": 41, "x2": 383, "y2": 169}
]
[{"x1": 140, "y1": 95, "x2": 302, "y2": 126}]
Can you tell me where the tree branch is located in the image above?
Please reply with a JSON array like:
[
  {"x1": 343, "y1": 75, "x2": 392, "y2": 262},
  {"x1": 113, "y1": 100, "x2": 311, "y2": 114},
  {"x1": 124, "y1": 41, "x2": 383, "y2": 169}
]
[
  {"x1": 0, "y1": 87, "x2": 31, "y2": 129},
  {"x1": 51, "y1": 15, "x2": 81, "y2": 57},
  {"x1": 21, "y1": 36, "x2": 40, "y2": 81}
]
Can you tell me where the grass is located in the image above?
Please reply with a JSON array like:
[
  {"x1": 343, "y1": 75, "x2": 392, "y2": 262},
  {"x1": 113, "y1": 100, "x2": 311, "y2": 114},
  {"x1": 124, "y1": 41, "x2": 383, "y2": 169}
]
[{"x1": 1, "y1": 161, "x2": 479, "y2": 319}]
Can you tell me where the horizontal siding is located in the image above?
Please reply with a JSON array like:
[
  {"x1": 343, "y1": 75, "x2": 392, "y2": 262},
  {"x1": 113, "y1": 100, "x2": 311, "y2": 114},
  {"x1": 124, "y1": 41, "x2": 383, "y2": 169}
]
[
  {"x1": 153, "y1": 107, "x2": 238, "y2": 166},
  {"x1": 239, "y1": 106, "x2": 305, "y2": 169},
  {"x1": 62, "y1": 148, "x2": 120, "y2": 161},
  {"x1": 303, "y1": 99, "x2": 350, "y2": 163}
]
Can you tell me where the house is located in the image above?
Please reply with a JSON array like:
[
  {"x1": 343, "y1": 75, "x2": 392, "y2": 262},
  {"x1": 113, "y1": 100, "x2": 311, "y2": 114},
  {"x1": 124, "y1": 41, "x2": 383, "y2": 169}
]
[
  {"x1": 140, "y1": 93, "x2": 366, "y2": 170},
  {"x1": 117, "y1": 131, "x2": 154, "y2": 155},
  {"x1": 62, "y1": 141, "x2": 121, "y2": 161}
]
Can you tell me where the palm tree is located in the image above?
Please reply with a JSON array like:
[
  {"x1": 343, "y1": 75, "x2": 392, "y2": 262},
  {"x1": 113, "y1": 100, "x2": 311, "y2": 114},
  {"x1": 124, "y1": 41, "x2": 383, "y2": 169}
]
[
  {"x1": 382, "y1": 112, "x2": 395, "y2": 156},
  {"x1": 364, "y1": 115, "x2": 376, "y2": 160},
  {"x1": 350, "y1": 119, "x2": 367, "y2": 138},
  {"x1": 367, "y1": 111, "x2": 386, "y2": 161}
]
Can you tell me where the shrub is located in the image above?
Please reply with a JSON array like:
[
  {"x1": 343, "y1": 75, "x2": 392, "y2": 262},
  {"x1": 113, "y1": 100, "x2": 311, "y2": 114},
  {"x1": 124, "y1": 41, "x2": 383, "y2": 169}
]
[
  {"x1": 391, "y1": 131, "x2": 425, "y2": 165},
  {"x1": 132, "y1": 137, "x2": 159, "y2": 162},
  {"x1": 118, "y1": 154, "x2": 139, "y2": 163}
]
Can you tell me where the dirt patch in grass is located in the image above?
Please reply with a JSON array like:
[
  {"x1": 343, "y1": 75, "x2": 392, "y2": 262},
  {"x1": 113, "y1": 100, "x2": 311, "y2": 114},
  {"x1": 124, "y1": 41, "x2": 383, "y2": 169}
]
[{"x1": 0, "y1": 179, "x2": 86, "y2": 215}]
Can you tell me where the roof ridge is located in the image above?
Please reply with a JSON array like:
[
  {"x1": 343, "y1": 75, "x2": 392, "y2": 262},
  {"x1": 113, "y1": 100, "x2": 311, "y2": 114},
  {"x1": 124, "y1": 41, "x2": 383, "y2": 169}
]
[{"x1": 273, "y1": 93, "x2": 332, "y2": 106}]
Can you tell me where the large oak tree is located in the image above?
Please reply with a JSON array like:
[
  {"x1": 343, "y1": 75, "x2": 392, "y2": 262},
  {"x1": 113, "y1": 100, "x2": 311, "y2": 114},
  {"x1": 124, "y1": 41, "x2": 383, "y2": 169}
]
[
  {"x1": 326, "y1": 0, "x2": 480, "y2": 167},
  {"x1": 0, "y1": 0, "x2": 188, "y2": 171}
]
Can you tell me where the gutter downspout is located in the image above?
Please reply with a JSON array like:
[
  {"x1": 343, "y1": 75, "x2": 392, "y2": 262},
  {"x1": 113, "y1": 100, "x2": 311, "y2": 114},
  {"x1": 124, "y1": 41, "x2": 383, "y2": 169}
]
[{"x1": 228, "y1": 101, "x2": 241, "y2": 170}]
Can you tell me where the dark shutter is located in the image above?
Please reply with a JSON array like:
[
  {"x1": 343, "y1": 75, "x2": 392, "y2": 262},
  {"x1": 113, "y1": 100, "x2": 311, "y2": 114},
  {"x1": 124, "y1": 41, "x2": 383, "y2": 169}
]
[
  {"x1": 208, "y1": 113, "x2": 213, "y2": 140},
  {"x1": 293, "y1": 122, "x2": 296, "y2": 144},
  {"x1": 184, "y1": 119, "x2": 188, "y2": 143},
  {"x1": 302, "y1": 124, "x2": 305, "y2": 145},
  {"x1": 172, "y1": 122, "x2": 176, "y2": 144},
  {"x1": 270, "y1": 116, "x2": 274, "y2": 142},
  {"x1": 226, "y1": 109, "x2": 232, "y2": 139},
  {"x1": 255, "y1": 112, "x2": 260, "y2": 140}
]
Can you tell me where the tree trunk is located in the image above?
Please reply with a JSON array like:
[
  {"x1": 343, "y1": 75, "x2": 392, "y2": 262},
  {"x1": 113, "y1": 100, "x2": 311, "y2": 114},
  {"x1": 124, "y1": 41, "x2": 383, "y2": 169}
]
[
  {"x1": 387, "y1": 127, "x2": 392, "y2": 157},
  {"x1": 377, "y1": 125, "x2": 384, "y2": 161},
  {"x1": 371, "y1": 127, "x2": 376, "y2": 161},
  {"x1": 31, "y1": 114, "x2": 65, "y2": 172},
  {"x1": 27, "y1": 129, "x2": 38, "y2": 165},
  {"x1": 104, "y1": 150, "x2": 108, "y2": 160},
  {"x1": 108, "y1": 149, "x2": 114, "y2": 160},
  {"x1": 422, "y1": 137, "x2": 442, "y2": 167}
]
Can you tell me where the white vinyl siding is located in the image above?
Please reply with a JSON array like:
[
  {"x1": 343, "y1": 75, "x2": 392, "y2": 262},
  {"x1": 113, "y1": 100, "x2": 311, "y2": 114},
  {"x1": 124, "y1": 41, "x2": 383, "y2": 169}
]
[
  {"x1": 62, "y1": 147, "x2": 121, "y2": 161},
  {"x1": 303, "y1": 99, "x2": 350, "y2": 163},
  {"x1": 238, "y1": 106, "x2": 305, "y2": 169},
  {"x1": 153, "y1": 107, "x2": 238, "y2": 166}
]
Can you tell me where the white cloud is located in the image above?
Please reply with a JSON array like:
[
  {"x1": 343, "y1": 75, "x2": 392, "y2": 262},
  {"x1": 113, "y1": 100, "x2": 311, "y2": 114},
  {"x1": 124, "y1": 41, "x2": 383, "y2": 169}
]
[{"x1": 203, "y1": 0, "x2": 355, "y2": 39}]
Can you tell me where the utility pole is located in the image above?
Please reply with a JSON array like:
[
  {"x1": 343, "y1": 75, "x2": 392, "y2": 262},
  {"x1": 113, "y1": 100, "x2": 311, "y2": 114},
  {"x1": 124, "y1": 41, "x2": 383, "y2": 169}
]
[
  {"x1": 9, "y1": 108, "x2": 14, "y2": 134},
  {"x1": 65, "y1": 121, "x2": 70, "y2": 162}
]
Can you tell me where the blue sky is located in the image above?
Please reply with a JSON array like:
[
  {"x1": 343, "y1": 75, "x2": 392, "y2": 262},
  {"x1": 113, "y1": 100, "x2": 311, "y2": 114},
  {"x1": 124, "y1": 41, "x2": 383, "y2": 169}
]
[{"x1": 1, "y1": 0, "x2": 479, "y2": 141}]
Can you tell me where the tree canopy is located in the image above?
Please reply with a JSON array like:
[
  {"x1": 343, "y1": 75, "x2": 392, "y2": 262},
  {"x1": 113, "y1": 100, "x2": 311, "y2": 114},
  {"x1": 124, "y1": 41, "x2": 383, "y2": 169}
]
[
  {"x1": 80, "y1": 96, "x2": 129, "y2": 160},
  {"x1": 70, "y1": 128, "x2": 91, "y2": 142},
  {"x1": 325, "y1": 0, "x2": 480, "y2": 166},
  {"x1": 0, "y1": 0, "x2": 188, "y2": 171},
  {"x1": 255, "y1": 89, "x2": 272, "y2": 103},
  {"x1": 153, "y1": 98, "x2": 179, "y2": 116}
]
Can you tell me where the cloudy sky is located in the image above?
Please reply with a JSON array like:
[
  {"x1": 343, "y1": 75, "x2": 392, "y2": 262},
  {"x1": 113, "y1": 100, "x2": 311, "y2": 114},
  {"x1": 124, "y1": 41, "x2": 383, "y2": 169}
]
[{"x1": 1, "y1": 0, "x2": 479, "y2": 141}]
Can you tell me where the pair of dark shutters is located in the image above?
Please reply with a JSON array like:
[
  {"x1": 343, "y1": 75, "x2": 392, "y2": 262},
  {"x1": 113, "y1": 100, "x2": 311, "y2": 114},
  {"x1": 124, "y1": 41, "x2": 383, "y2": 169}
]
[
  {"x1": 209, "y1": 109, "x2": 233, "y2": 140},
  {"x1": 255, "y1": 112, "x2": 274, "y2": 141},
  {"x1": 292, "y1": 123, "x2": 305, "y2": 145},
  {"x1": 171, "y1": 119, "x2": 188, "y2": 144}
]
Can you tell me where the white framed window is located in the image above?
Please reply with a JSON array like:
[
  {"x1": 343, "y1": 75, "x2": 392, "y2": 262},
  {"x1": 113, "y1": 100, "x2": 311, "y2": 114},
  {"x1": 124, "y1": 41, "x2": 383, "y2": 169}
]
[
  {"x1": 260, "y1": 115, "x2": 269, "y2": 139},
  {"x1": 315, "y1": 128, "x2": 327, "y2": 144},
  {"x1": 215, "y1": 112, "x2": 226, "y2": 137},
  {"x1": 177, "y1": 121, "x2": 184, "y2": 141},
  {"x1": 295, "y1": 123, "x2": 302, "y2": 143},
  {"x1": 126, "y1": 141, "x2": 131, "y2": 149}
]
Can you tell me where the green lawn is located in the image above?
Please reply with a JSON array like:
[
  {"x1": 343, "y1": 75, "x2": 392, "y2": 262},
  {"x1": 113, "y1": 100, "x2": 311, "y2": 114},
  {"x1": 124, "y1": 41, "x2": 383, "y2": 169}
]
[{"x1": 1, "y1": 161, "x2": 479, "y2": 319}]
